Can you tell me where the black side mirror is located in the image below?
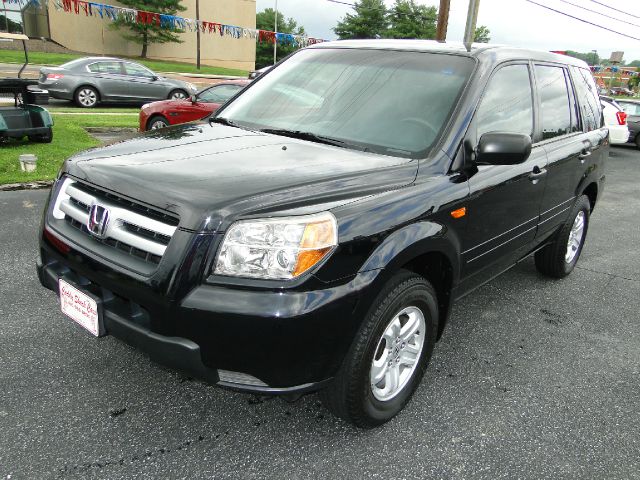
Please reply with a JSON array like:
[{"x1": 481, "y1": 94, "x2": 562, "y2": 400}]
[
  {"x1": 151, "y1": 75, "x2": 159, "y2": 81},
  {"x1": 476, "y1": 132, "x2": 532, "y2": 165},
  {"x1": 190, "y1": 94, "x2": 197, "y2": 104}
]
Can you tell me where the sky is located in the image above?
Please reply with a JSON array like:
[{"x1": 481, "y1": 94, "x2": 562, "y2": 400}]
[{"x1": 256, "y1": 0, "x2": 640, "y2": 63}]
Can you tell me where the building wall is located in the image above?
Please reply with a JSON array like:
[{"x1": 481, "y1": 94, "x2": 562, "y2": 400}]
[{"x1": 47, "y1": 0, "x2": 256, "y2": 70}]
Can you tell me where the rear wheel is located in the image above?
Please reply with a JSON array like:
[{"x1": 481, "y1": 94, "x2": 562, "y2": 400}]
[
  {"x1": 168, "y1": 89, "x2": 188, "y2": 100},
  {"x1": 635, "y1": 134, "x2": 640, "y2": 150},
  {"x1": 535, "y1": 195, "x2": 590, "y2": 278},
  {"x1": 320, "y1": 270, "x2": 437, "y2": 428},
  {"x1": 147, "y1": 116, "x2": 169, "y2": 131},
  {"x1": 75, "y1": 86, "x2": 99, "y2": 108}
]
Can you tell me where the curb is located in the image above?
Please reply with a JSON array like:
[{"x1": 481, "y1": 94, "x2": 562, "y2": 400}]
[{"x1": 0, "y1": 180, "x2": 54, "y2": 191}]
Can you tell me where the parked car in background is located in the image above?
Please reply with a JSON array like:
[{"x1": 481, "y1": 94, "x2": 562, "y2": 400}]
[
  {"x1": 600, "y1": 96, "x2": 629, "y2": 144},
  {"x1": 616, "y1": 99, "x2": 640, "y2": 148},
  {"x1": 139, "y1": 80, "x2": 250, "y2": 131},
  {"x1": 39, "y1": 57, "x2": 197, "y2": 108},
  {"x1": 610, "y1": 87, "x2": 633, "y2": 96},
  {"x1": 248, "y1": 65, "x2": 271, "y2": 79}
]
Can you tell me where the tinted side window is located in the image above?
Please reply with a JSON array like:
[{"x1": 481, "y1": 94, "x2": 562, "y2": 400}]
[
  {"x1": 88, "y1": 62, "x2": 122, "y2": 74},
  {"x1": 619, "y1": 102, "x2": 640, "y2": 116},
  {"x1": 124, "y1": 62, "x2": 154, "y2": 78},
  {"x1": 571, "y1": 67, "x2": 602, "y2": 131},
  {"x1": 199, "y1": 84, "x2": 243, "y2": 103},
  {"x1": 535, "y1": 65, "x2": 572, "y2": 140},
  {"x1": 477, "y1": 64, "x2": 533, "y2": 139}
]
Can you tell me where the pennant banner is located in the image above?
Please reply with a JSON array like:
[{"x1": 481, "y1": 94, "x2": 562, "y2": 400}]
[{"x1": 46, "y1": 0, "x2": 324, "y2": 48}]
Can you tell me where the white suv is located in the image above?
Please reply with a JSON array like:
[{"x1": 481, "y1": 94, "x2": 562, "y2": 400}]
[{"x1": 601, "y1": 96, "x2": 630, "y2": 144}]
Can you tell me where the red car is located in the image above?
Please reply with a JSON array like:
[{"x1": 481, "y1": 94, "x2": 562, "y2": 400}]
[{"x1": 139, "y1": 80, "x2": 250, "y2": 131}]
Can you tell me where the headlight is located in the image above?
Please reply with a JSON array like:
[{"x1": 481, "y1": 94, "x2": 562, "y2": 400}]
[
  {"x1": 141, "y1": 103, "x2": 150, "y2": 110},
  {"x1": 214, "y1": 212, "x2": 338, "y2": 280}
]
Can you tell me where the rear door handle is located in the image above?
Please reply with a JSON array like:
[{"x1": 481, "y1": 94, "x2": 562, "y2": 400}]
[{"x1": 529, "y1": 166, "x2": 547, "y2": 183}]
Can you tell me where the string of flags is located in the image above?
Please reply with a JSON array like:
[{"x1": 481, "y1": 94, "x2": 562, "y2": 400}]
[
  {"x1": 590, "y1": 65, "x2": 639, "y2": 76},
  {"x1": 12, "y1": 0, "x2": 324, "y2": 48}
]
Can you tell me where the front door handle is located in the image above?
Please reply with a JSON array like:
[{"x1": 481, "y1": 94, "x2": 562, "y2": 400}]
[
  {"x1": 529, "y1": 166, "x2": 547, "y2": 183},
  {"x1": 579, "y1": 149, "x2": 592, "y2": 164}
]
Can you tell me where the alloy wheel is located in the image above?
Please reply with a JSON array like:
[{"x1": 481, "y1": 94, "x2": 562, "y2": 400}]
[
  {"x1": 565, "y1": 210, "x2": 585, "y2": 263},
  {"x1": 149, "y1": 119, "x2": 168, "y2": 130},
  {"x1": 370, "y1": 306, "x2": 426, "y2": 402},
  {"x1": 78, "y1": 88, "x2": 97, "y2": 107},
  {"x1": 170, "y1": 91, "x2": 187, "y2": 100}
]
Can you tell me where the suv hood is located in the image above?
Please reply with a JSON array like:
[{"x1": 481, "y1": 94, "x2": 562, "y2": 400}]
[{"x1": 63, "y1": 123, "x2": 418, "y2": 232}]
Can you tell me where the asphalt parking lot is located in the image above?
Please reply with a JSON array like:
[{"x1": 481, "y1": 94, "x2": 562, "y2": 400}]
[{"x1": 1, "y1": 146, "x2": 639, "y2": 479}]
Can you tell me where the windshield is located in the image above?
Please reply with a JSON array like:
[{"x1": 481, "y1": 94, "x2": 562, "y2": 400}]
[{"x1": 219, "y1": 48, "x2": 474, "y2": 158}]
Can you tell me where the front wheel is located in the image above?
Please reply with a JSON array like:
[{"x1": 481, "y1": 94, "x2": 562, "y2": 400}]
[
  {"x1": 320, "y1": 270, "x2": 438, "y2": 428},
  {"x1": 535, "y1": 195, "x2": 590, "y2": 278},
  {"x1": 635, "y1": 134, "x2": 640, "y2": 150},
  {"x1": 146, "y1": 115, "x2": 169, "y2": 131}
]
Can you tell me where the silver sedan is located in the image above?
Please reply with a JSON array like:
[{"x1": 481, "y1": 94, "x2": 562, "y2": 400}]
[{"x1": 38, "y1": 57, "x2": 197, "y2": 108}]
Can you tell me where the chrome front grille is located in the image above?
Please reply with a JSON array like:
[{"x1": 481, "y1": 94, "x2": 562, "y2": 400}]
[{"x1": 52, "y1": 177, "x2": 178, "y2": 266}]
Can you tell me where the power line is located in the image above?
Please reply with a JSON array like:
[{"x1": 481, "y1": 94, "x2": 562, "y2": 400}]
[
  {"x1": 558, "y1": 0, "x2": 640, "y2": 29},
  {"x1": 524, "y1": 0, "x2": 640, "y2": 42},
  {"x1": 588, "y1": 0, "x2": 640, "y2": 20}
]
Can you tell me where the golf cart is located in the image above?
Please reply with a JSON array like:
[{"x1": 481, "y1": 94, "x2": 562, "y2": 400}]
[{"x1": 0, "y1": 32, "x2": 53, "y2": 143}]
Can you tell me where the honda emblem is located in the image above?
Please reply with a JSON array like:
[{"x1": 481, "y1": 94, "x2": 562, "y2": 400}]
[{"x1": 87, "y1": 203, "x2": 110, "y2": 238}]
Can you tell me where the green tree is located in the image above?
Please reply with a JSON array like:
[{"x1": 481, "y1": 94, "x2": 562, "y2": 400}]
[
  {"x1": 386, "y1": 0, "x2": 437, "y2": 39},
  {"x1": 109, "y1": 0, "x2": 186, "y2": 58},
  {"x1": 0, "y1": 14, "x2": 23, "y2": 33},
  {"x1": 473, "y1": 25, "x2": 490, "y2": 43},
  {"x1": 255, "y1": 8, "x2": 305, "y2": 69},
  {"x1": 334, "y1": 0, "x2": 388, "y2": 40},
  {"x1": 565, "y1": 50, "x2": 600, "y2": 65},
  {"x1": 626, "y1": 60, "x2": 640, "y2": 68}
]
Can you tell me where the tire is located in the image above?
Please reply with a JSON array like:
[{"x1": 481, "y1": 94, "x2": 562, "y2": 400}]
[
  {"x1": 28, "y1": 128, "x2": 53, "y2": 143},
  {"x1": 635, "y1": 134, "x2": 640, "y2": 150},
  {"x1": 74, "y1": 86, "x2": 99, "y2": 108},
  {"x1": 168, "y1": 89, "x2": 188, "y2": 100},
  {"x1": 320, "y1": 270, "x2": 438, "y2": 428},
  {"x1": 535, "y1": 195, "x2": 590, "y2": 278},
  {"x1": 147, "y1": 116, "x2": 169, "y2": 131}
]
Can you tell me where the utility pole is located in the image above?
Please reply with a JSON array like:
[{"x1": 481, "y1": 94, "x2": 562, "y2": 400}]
[
  {"x1": 463, "y1": 0, "x2": 481, "y2": 48},
  {"x1": 273, "y1": 0, "x2": 278, "y2": 65},
  {"x1": 436, "y1": 0, "x2": 450, "y2": 42},
  {"x1": 196, "y1": 0, "x2": 201, "y2": 70}
]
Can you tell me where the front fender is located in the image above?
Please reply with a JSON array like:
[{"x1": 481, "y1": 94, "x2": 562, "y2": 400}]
[{"x1": 359, "y1": 221, "x2": 461, "y2": 285}]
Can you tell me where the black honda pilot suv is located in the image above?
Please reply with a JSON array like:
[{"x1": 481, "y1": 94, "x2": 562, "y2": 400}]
[{"x1": 38, "y1": 40, "x2": 607, "y2": 428}]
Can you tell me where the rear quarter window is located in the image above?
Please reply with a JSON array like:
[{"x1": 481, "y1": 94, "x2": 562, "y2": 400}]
[{"x1": 571, "y1": 67, "x2": 603, "y2": 131}]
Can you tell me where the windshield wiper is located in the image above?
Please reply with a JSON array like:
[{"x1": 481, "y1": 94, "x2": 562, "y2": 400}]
[
  {"x1": 210, "y1": 117, "x2": 241, "y2": 128},
  {"x1": 259, "y1": 128, "x2": 366, "y2": 151}
]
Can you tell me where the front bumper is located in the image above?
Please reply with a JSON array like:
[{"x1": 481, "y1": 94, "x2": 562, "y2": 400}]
[{"x1": 37, "y1": 234, "x2": 376, "y2": 395}]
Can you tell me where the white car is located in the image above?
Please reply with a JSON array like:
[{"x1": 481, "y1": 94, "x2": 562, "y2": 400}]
[{"x1": 601, "y1": 97, "x2": 630, "y2": 144}]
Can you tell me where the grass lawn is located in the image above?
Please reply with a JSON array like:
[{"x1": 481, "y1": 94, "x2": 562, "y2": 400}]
[
  {"x1": 0, "y1": 114, "x2": 137, "y2": 185},
  {"x1": 0, "y1": 50, "x2": 248, "y2": 77}
]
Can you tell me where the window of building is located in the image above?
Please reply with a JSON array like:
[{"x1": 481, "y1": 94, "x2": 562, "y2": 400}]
[
  {"x1": 535, "y1": 65, "x2": 572, "y2": 139},
  {"x1": 476, "y1": 64, "x2": 534, "y2": 139}
]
